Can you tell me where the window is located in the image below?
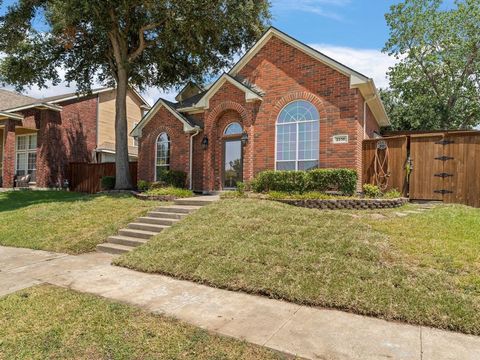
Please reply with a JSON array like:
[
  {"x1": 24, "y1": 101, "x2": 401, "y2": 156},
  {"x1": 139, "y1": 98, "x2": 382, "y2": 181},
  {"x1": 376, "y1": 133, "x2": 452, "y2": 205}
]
[
  {"x1": 224, "y1": 122, "x2": 243, "y2": 136},
  {"x1": 276, "y1": 100, "x2": 319, "y2": 171},
  {"x1": 16, "y1": 134, "x2": 37, "y2": 180},
  {"x1": 155, "y1": 132, "x2": 170, "y2": 180},
  {"x1": 132, "y1": 122, "x2": 138, "y2": 147}
]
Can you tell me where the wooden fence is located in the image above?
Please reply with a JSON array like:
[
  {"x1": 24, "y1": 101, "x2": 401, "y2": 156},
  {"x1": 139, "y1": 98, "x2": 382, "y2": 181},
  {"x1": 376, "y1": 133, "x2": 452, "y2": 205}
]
[
  {"x1": 363, "y1": 131, "x2": 480, "y2": 207},
  {"x1": 68, "y1": 162, "x2": 138, "y2": 194},
  {"x1": 362, "y1": 136, "x2": 408, "y2": 195}
]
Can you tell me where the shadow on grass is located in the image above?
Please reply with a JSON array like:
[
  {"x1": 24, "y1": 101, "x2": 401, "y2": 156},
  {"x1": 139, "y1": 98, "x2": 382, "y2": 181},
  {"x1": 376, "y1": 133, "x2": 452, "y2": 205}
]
[{"x1": 0, "y1": 190, "x2": 133, "y2": 213}]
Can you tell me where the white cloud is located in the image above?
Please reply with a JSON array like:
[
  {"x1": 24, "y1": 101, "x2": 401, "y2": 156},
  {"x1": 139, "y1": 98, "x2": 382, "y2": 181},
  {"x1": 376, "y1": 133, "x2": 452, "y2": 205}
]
[
  {"x1": 272, "y1": 0, "x2": 351, "y2": 20},
  {"x1": 308, "y1": 44, "x2": 397, "y2": 88}
]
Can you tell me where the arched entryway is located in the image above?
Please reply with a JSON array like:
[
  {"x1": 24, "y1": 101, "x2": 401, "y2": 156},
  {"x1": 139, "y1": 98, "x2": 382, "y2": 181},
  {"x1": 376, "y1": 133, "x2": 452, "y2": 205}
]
[{"x1": 223, "y1": 122, "x2": 244, "y2": 188}]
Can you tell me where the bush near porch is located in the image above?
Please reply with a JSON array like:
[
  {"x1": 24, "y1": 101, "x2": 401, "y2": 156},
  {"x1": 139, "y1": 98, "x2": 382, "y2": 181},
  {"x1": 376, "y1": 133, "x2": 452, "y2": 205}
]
[
  {"x1": 250, "y1": 169, "x2": 358, "y2": 195},
  {"x1": 117, "y1": 198, "x2": 480, "y2": 336},
  {"x1": 0, "y1": 191, "x2": 161, "y2": 254}
]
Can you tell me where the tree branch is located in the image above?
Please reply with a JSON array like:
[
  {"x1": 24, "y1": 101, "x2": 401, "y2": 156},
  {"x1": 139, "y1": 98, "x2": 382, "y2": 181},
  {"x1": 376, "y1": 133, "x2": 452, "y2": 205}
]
[{"x1": 127, "y1": 22, "x2": 162, "y2": 62}]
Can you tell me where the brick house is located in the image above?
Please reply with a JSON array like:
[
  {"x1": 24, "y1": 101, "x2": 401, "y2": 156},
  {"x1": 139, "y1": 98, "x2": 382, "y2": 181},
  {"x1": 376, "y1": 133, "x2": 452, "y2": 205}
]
[
  {"x1": 132, "y1": 27, "x2": 390, "y2": 192},
  {"x1": 0, "y1": 87, "x2": 149, "y2": 188}
]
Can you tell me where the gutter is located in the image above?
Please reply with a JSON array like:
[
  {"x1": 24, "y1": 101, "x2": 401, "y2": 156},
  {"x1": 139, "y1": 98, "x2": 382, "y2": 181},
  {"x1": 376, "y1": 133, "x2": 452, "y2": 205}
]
[
  {"x1": 188, "y1": 126, "x2": 202, "y2": 190},
  {"x1": 363, "y1": 94, "x2": 377, "y2": 139}
]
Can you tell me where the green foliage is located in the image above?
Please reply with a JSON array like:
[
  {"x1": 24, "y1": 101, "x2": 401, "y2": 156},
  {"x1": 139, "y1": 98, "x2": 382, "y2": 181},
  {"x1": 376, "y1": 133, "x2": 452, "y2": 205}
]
[
  {"x1": 251, "y1": 169, "x2": 358, "y2": 195},
  {"x1": 0, "y1": 0, "x2": 271, "y2": 189},
  {"x1": 383, "y1": 0, "x2": 480, "y2": 130},
  {"x1": 363, "y1": 184, "x2": 382, "y2": 198},
  {"x1": 156, "y1": 170, "x2": 187, "y2": 188},
  {"x1": 384, "y1": 189, "x2": 402, "y2": 199},
  {"x1": 137, "y1": 180, "x2": 150, "y2": 192},
  {"x1": 100, "y1": 176, "x2": 116, "y2": 191},
  {"x1": 236, "y1": 182, "x2": 246, "y2": 195},
  {"x1": 144, "y1": 187, "x2": 193, "y2": 198}
]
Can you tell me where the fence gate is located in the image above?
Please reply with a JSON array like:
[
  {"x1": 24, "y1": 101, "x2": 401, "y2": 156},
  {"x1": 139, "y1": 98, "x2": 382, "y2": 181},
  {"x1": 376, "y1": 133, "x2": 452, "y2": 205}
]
[
  {"x1": 409, "y1": 133, "x2": 480, "y2": 207},
  {"x1": 409, "y1": 134, "x2": 445, "y2": 201}
]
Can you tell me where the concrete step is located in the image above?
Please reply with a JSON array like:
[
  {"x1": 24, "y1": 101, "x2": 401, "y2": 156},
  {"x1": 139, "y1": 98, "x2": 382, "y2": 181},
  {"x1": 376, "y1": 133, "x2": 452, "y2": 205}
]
[
  {"x1": 97, "y1": 242, "x2": 133, "y2": 255},
  {"x1": 158, "y1": 205, "x2": 201, "y2": 214},
  {"x1": 174, "y1": 198, "x2": 217, "y2": 207},
  {"x1": 128, "y1": 222, "x2": 169, "y2": 233},
  {"x1": 107, "y1": 235, "x2": 148, "y2": 247},
  {"x1": 147, "y1": 211, "x2": 187, "y2": 219},
  {"x1": 137, "y1": 216, "x2": 179, "y2": 226},
  {"x1": 118, "y1": 228, "x2": 159, "y2": 239}
]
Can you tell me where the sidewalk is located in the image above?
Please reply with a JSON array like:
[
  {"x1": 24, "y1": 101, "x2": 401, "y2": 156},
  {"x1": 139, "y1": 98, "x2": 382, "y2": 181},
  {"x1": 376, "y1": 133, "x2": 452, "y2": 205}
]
[{"x1": 1, "y1": 246, "x2": 479, "y2": 360}]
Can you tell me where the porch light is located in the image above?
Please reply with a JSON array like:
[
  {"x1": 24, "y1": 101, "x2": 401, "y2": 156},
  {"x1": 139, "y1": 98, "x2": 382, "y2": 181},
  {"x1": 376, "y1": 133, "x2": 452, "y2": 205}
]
[
  {"x1": 201, "y1": 135, "x2": 209, "y2": 150},
  {"x1": 241, "y1": 131, "x2": 249, "y2": 147}
]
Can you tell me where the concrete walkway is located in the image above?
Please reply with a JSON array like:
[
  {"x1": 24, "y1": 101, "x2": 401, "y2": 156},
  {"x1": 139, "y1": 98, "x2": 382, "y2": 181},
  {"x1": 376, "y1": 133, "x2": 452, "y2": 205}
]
[{"x1": 1, "y1": 246, "x2": 479, "y2": 360}]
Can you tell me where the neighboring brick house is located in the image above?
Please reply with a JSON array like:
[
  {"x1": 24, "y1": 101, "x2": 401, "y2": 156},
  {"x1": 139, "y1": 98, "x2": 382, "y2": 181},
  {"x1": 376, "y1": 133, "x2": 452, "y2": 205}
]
[
  {"x1": 132, "y1": 27, "x2": 390, "y2": 192},
  {"x1": 0, "y1": 87, "x2": 149, "y2": 188}
]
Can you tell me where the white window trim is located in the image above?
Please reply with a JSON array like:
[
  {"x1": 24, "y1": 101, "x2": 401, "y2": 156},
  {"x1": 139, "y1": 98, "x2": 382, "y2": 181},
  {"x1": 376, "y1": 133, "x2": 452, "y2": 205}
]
[
  {"x1": 15, "y1": 134, "x2": 37, "y2": 177},
  {"x1": 154, "y1": 132, "x2": 170, "y2": 181},
  {"x1": 274, "y1": 101, "x2": 320, "y2": 171}
]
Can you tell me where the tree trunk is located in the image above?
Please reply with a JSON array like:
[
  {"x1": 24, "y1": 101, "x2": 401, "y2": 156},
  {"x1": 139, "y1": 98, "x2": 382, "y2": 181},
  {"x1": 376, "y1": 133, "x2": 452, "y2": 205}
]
[{"x1": 114, "y1": 66, "x2": 133, "y2": 190}]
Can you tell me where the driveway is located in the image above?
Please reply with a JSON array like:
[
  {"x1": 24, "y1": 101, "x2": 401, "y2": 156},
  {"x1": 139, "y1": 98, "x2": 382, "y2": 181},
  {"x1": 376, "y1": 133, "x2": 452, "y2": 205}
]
[{"x1": 1, "y1": 245, "x2": 479, "y2": 360}]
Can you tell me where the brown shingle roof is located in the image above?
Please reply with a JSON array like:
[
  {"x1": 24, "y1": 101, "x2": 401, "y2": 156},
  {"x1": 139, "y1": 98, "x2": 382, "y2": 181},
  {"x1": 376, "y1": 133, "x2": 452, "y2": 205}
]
[{"x1": 0, "y1": 89, "x2": 38, "y2": 111}]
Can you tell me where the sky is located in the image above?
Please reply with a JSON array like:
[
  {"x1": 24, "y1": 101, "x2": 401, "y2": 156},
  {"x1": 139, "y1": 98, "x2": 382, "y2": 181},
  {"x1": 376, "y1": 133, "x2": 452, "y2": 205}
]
[{"x1": 0, "y1": 0, "x2": 406, "y2": 105}]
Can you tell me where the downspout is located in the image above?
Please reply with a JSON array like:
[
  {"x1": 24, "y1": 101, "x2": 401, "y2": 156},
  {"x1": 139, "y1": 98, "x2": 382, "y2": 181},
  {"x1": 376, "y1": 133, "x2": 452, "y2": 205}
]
[
  {"x1": 189, "y1": 126, "x2": 201, "y2": 190},
  {"x1": 363, "y1": 94, "x2": 377, "y2": 139}
]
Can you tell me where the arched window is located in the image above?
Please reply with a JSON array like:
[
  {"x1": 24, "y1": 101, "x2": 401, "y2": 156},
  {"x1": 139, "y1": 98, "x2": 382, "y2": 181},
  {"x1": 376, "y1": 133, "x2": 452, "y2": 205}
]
[
  {"x1": 224, "y1": 122, "x2": 243, "y2": 136},
  {"x1": 276, "y1": 100, "x2": 319, "y2": 171},
  {"x1": 155, "y1": 132, "x2": 170, "y2": 180}
]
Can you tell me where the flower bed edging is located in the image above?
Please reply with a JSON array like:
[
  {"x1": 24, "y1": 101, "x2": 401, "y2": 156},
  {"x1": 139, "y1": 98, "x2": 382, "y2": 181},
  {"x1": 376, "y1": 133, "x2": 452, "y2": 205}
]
[
  {"x1": 274, "y1": 197, "x2": 409, "y2": 210},
  {"x1": 132, "y1": 192, "x2": 176, "y2": 201}
]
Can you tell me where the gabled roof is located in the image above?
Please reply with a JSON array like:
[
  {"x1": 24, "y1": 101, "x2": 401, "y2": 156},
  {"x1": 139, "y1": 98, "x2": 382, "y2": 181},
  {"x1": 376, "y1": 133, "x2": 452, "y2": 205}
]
[
  {"x1": 175, "y1": 82, "x2": 204, "y2": 102},
  {"x1": 3, "y1": 102, "x2": 63, "y2": 113},
  {"x1": 0, "y1": 89, "x2": 38, "y2": 111},
  {"x1": 45, "y1": 86, "x2": 150, "y2": 107},
  {"x1": 176, "y1": 73, "x2": 263, "y2": 112},
  {"x1": 130, "y1": 98, "x2": 199, "y2": 137},
  {"x1": 229, "y1": 27, "x2": 389, "y2": 126}
]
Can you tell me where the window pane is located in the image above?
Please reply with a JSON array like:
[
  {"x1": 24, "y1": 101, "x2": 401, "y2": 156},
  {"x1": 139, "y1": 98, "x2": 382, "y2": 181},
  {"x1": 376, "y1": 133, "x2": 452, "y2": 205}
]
[
  {"x1": 277, "y1": 100, "x2": 319, "y2": 124},
  {"x1": 16, "y1": 136, "x2": 26, "y2": 151},
  {"x1": 276, "y1": 123, "x2": 296, "y2": 161},
  {"x1": 298, "y1": 160, "x2": 319, "y2": 171},
  {"x1": 298, "y1": 121, "x2": 319, "y2": 160},
  {"x1": 16, "y1": 153, "x2": 27, "y2": 173},
  {"x1": 28, "y1": 152, "x2": 36, "y2": 171},
  {"x1": 28, "y1": 135, "x2": 37, "y2": 150},
  {"x1": 276, "y1": 161, "x2": 296, "y2": 171},
  {"x1": 224, "y1": 122, "x2": 243, "y2": 136}
]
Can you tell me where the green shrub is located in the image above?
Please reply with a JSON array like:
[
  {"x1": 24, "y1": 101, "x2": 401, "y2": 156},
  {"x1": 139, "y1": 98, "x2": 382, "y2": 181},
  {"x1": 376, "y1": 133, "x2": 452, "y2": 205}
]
[
  {"x1": 363, "y1": 184, "x2": 382, "y2": 198},
  {"x1": 100, "y1": 176, "x2": 115, "y2": 191},
  {"x1": 236, "y1": 182, "x2": 246, "y2": 195},
  {"x1": 144, "y1": 187, "x2": 193, "y2": 198},
  {"x1": 157, "y1": 170, "x2": 187, "y2": 188},
  {"x1": 384, "y1": 188, "x2": 402, "y2": 199},
  {"x1": 150, "y1": 181, "x2": 168, "y2": 190},
  {"x1": 137, "y1": 180, "x2": 150, "y2": 192},
  {"x1": 308, "y1": 169, "x2": 357, "y2": 195},
  {"x1": 251, "y1": 169, "x2": 357, "y2": 195}
]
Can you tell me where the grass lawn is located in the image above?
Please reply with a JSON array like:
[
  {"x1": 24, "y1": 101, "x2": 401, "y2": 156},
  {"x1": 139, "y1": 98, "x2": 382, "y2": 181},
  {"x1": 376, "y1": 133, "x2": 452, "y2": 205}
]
[
  {"x1": 0, "y1": 190, "x2": 162, "y2": 254},
  {"x1": 0, "y1": 285, "x2": 280, "y2": 359},
  {"x1": 116, "y1": 198, "x2": 480, "y2": 336}
]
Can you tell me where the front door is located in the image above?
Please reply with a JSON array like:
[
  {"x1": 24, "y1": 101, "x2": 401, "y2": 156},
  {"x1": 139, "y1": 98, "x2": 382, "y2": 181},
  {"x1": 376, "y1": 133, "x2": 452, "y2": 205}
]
[{"x1": 223, "y1": 139, "x2": 243, "y2": 188}]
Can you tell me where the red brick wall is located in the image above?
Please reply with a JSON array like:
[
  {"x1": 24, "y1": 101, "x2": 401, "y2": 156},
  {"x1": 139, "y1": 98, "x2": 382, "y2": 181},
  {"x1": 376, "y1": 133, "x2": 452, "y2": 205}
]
[
  {"x1": 35, "y1": 97, "x2": 97, "y2": 187},
  {"x1": 137, "y1": 106, "x2": 190, "y2": 183},
  {"x1": 236, "y1": 36, "x2": 363, "y2": 181},
  {"x1": 2, "y1": 120, "x2": 16, "y2": 187},
  {"x1": 137, "y1": 35, "x2": 382, "y2": 192}
]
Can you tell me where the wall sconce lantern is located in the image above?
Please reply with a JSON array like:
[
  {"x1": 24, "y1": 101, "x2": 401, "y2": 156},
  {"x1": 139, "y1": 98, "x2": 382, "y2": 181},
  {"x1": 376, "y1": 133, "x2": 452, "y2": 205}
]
[
  {"x1": 241, "y1": 131, "x2": 249, "y2": 147},
  {"x1": 201, "y1": 135, "x2": 209, "y2": 150}
]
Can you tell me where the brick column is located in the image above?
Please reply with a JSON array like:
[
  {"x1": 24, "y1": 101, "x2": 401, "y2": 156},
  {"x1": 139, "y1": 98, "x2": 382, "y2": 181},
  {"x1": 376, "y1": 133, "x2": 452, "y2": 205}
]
[{"x1": 2, "y1": 120, "x2": 16, "y2": 188}]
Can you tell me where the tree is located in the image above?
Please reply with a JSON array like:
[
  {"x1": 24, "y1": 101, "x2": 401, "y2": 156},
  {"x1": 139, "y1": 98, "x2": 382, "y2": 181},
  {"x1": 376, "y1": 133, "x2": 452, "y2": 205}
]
[
  {"x1": 383, "y1": 0, "x2": 480, "y2": 130},
  {"x1": 0, "y1": 0, "x2": 270, "y2": 189}
]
